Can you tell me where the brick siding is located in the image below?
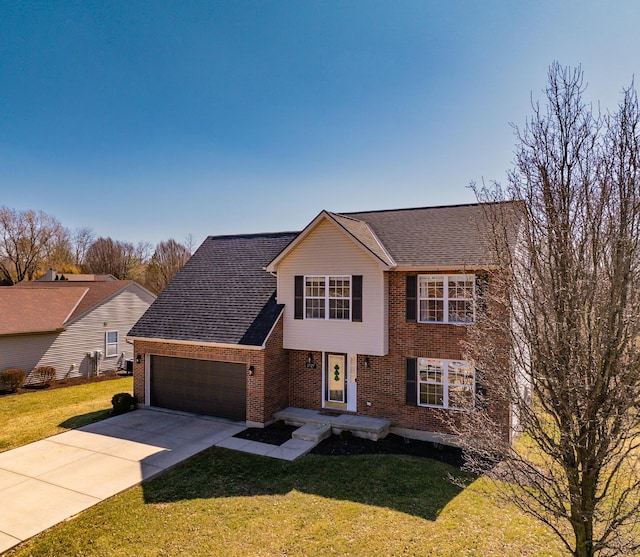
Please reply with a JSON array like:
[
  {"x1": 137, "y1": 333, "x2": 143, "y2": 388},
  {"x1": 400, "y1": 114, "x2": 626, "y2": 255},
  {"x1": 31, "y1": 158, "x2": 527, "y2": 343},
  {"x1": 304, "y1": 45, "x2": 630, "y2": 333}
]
[{"x1": 287, "y1": 270, "x2": 511, "y2": 440}]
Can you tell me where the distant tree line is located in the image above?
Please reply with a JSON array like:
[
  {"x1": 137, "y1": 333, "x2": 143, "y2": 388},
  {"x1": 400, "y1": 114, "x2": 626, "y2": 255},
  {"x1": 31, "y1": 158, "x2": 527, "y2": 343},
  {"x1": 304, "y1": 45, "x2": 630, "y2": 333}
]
[{"x1": 0, "y1": 206, "x2": 192, "y2": 294}]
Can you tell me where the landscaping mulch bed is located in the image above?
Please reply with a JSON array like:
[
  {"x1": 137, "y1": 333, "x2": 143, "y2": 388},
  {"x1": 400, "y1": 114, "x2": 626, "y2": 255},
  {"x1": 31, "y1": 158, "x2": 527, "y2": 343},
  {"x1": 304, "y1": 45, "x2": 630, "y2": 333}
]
[
  {"x1": 234, "y1": 424, "x2": 298, "y2": 446},
  {"x1": 234, "y1": 423, "x2": 465, "y2": 468}
]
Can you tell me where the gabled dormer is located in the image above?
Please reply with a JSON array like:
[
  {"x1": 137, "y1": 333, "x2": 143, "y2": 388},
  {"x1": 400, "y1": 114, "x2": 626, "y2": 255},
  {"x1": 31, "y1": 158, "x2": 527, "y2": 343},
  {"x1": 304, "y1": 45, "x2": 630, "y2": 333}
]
[{"x1": 266, "y1": 210, "x2": 395, "y2": 356}]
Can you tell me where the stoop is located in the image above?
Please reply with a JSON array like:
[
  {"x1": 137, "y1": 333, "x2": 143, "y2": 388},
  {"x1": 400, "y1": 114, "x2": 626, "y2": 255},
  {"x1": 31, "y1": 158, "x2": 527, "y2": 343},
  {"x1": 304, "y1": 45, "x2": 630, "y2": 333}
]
[{"x1": 292, "y1": 423, "x2": 332, "y2": 443}]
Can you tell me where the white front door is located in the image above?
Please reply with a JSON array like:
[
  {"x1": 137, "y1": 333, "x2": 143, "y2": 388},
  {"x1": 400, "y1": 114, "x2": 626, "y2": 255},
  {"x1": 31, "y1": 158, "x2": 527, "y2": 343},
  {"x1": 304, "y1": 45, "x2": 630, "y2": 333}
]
[{"x1": 325, "y1": 353, "x2": 347, "y2": 409}]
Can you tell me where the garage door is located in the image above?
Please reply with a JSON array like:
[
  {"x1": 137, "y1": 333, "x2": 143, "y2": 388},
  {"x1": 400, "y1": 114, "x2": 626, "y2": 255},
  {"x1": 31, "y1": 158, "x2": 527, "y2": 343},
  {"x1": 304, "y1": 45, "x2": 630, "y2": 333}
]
[{"x1": 150, "y1": 355, "x2": 246, "y2": 420}]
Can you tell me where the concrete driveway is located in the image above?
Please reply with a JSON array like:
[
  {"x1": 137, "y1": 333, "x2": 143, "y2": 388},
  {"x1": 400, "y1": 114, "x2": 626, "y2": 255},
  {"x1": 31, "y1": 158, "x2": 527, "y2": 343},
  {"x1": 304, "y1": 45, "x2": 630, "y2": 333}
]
[{"x1": 0, "y1": 408, "x2": 245, "y2": 554}]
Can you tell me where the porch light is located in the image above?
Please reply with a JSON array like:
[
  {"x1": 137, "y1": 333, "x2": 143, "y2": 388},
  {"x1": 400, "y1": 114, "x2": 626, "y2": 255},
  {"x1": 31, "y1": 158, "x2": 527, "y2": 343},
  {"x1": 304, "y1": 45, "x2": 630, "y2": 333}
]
[
  {"x1": 305, "y1": 353, "x2": 317, "y2": 368},
  {"x1": 248, "y1": 365, "x2": 255, "y2": 376},
  {"x1": 136, "y1": 354, "x2": 142, "y2": 364},
  {"x1": 364, "y1": 357, "x2": 371, "y2": 369}
]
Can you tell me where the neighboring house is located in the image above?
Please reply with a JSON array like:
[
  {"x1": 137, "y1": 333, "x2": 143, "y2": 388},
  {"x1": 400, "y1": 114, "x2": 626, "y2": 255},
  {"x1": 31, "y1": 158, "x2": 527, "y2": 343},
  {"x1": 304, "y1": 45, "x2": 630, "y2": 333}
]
[
  {"x1": 37, "y1": 269, "x2": 117, "y2": 282},
  {"x1": 1, "y1": 281, "x2": 155, "y2": 383},
  {"x1": 128, "y1": 203, "x2": 517, "y2": 445}
]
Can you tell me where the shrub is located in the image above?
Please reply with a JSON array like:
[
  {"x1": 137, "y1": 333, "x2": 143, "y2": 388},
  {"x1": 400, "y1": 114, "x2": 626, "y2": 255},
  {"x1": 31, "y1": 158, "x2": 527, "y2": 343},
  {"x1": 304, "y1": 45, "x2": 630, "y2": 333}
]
[
  {"x1": 32, "y1": 365, "x2": 56, "y2": 386},
  {"x1": 273, "y1": 419, "x2": 287, "y2": 430},
  {"x1": 111, "y1": 392, "x2": 136, "y2": 415},
  {"x1": 0, "y1": 368, "x2": 26, "y2": 392}
]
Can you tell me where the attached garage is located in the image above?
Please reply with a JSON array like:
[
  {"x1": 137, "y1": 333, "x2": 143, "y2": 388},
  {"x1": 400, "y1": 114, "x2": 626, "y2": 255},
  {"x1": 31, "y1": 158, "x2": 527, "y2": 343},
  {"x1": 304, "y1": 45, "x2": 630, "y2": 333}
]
[{"x1": 149, "y1": 355, "x2": 247, "y2": 421}]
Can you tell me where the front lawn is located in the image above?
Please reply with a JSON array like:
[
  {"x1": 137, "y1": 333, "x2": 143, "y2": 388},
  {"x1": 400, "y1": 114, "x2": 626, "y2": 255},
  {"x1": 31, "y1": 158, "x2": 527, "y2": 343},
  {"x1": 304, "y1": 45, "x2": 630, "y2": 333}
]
[
  {"x1": 7, "y1": 446, "x2": 566, "y2": 556},
  {"x1": 0, "y1": 377, "x2": 567, "y2": 555},
  {"x1": 0, "y1": 376, "x2": 133, "y2": 452}
]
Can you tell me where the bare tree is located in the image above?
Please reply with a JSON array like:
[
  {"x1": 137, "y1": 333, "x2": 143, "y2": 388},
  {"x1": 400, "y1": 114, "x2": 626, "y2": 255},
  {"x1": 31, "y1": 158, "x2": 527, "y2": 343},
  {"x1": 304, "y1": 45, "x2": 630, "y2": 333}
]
[
  {"x1": 71, "y1": 226, "x2": 95, "y2": 267},
  {"x1": 0, "y1": 207, "x2": 65, "y2": 283},
  {"x1": 83, "y1": 237, "x2": 149, "y2": 280},
  {"x1": 458, "y1": 64, "x2": 640, "y2": 557},
  {"x1": 144, "y1": 238, "x2": 191, "y2": 294}
]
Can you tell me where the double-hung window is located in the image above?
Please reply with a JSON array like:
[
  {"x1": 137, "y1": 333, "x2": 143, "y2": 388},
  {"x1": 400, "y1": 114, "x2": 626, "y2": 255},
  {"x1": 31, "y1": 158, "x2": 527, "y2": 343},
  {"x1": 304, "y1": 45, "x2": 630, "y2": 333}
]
[
  {"x1": 305, "y1": 275, "x2": 350, "y2": 320},
  {"x1": 418, "y1": 274, "x2": 475, "y2": 324},
  {"x1": 417, "y1": 358, "x2": 474, "y2": 409},
  {"x1": 105, "y1": 331, "x2": 119, "y2": 358}
]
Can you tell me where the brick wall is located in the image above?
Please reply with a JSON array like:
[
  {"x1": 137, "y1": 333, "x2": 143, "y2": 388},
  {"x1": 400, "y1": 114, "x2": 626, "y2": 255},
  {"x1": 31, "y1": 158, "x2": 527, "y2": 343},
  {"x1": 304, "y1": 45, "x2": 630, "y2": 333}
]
[
  {"x1": 287, "y1": 270, "x2": 511, "y2": 439},
  {"x1": 261, "y1": 317, "x2": 291, "y2": 421},
  {"x1": 132, "y1": 338, "x2": 264, "y2": 422}
]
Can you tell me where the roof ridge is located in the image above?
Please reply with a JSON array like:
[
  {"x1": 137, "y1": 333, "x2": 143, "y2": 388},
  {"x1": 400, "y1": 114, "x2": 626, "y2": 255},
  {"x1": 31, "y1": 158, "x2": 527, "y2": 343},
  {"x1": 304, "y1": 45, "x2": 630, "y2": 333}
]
[
  {"x1": 329, "y1": 212, "x2": 364, "y2": 223},
  {"x1": 342, "y1": 200, "x2": 517, "y2": 216},
  {"x1": 205, "y1": 231, "x2": 299, "y2": 241}
]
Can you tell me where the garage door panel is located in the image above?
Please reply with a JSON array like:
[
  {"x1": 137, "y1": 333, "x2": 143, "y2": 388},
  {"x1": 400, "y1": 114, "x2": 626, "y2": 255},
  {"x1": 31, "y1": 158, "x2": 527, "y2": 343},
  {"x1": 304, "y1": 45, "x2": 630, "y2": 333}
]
[{"x1": 150, "y1": 356, "x2": 246, "y2": 420}]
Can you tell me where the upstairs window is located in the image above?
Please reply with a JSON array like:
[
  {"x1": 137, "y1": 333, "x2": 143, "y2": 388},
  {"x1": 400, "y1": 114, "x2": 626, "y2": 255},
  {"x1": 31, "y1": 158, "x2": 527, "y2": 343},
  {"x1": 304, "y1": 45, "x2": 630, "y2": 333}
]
[
  {"x1": 418, "y1": 274, "x2": 475, "y2": 324},
  {"x1": 305, "y1": 275, "x2": 350, "y2": 320}
]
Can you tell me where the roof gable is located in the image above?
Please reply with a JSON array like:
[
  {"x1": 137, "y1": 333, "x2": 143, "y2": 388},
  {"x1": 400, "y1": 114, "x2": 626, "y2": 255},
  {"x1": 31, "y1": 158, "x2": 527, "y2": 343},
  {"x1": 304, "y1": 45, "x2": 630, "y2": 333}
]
[
  {"x1": 266, "y1": 211, "x2": 394, "y2": 272},
  {"x1": 12, "y1": 280, "x2": 154, "y2": 322},
  {"x1": 128, "y1": 232, "x2": 297, "y2": 346}
]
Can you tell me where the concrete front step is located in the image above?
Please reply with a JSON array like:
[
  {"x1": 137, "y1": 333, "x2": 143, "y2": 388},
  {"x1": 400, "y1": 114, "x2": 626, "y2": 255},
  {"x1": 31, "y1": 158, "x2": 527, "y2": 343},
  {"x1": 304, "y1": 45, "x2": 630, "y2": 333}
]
[
  {"x1": 274, "y1": 407, "x2": 391, "y2": 441},
  {"x1": 292, "y1": 423, "x2": 332, "y2": 443}
]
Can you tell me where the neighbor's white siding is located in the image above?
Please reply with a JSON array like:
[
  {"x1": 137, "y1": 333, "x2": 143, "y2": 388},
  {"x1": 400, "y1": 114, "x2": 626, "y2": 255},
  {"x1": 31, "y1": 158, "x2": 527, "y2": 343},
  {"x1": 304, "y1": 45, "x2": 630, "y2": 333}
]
[
  {"x1": 0, "y1": 290, "x2": 151, "y2": 382},
  {"x1": 278, "y1": 219, "x2": 388, "y2": 355}
]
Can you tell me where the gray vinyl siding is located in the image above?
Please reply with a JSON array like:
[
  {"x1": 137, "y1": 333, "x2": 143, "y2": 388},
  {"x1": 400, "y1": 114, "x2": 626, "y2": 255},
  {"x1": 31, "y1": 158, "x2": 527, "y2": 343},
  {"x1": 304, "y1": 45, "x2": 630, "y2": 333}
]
[{"x1": 0, "y1": 290, "x2": 152, "y2": 382}]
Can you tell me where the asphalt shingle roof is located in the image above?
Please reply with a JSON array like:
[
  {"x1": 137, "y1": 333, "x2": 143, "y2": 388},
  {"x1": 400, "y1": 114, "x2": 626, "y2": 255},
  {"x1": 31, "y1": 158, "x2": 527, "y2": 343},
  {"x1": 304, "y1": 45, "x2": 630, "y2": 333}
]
[
  {"x1": 13, "y1": 280, "x2": 139, "y2": 321},
  {"x1": 128, "y1": 232, "x2": 297, "y2": 346},
  {"x1": 0, "y1": 287, "x2": 88, "y2": 335},
  {"x1": 340, "y1": 202, "x2": 521, "y2": 267}
]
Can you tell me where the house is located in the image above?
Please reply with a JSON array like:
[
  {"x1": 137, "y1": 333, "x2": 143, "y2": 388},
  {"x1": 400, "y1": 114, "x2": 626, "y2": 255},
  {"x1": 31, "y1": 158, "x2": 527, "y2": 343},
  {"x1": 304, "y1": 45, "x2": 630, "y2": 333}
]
[
  {"x1": 128, "y1": 203, "x2": 517, "y2": 445},
  {"x1": 37, "y1": 269, "x2": 117, "y2": 281},
  {"x1": 0, "y1": 280, "x2": 156, "y2": 383}
]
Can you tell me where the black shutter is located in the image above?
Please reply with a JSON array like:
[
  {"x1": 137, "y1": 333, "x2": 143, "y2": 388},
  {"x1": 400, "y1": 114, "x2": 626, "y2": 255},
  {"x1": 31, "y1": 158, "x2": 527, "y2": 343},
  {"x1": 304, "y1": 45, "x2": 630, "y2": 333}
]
[
  {"x1": 475, "y1": 368, "x2": 486, "y2": 410},
  {"x1": 406, "y1": 275, "x2": 417, "y2": 322},
  {"x1": 352, "y1": 275, "x2": 363, "y2": 322},
  {"x1": 294, "y1": 275, "x2": 304, "y2": 319},
  {"x1": 475, "y1": 273, "x2": 489, "y2": 316},
  {"x1": 406, "y1": 357, "x2": 418, "y2": 406}
]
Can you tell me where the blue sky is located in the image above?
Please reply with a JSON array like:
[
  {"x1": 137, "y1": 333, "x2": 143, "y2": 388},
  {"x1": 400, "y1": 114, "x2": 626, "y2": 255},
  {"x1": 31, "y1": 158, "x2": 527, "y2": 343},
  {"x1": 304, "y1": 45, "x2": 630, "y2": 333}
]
[{"x1": 2, "y1": 1, "x2": 639, "y2": 248}]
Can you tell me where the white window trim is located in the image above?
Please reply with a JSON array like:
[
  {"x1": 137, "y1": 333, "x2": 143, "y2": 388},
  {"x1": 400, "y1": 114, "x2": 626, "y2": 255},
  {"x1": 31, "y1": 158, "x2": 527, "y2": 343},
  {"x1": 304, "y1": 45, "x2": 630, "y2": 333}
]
[
  {"x1": 105, "y1": 330, "x2": 119, "y2": 358},
  {"x1": 417, "y1": 357, "x2": 475, "y2": 410},
  {"x1": 304, "y1": 275, "x2": 352, "y2": 321},
  {"x1": 418, "y1": 273, "x2": 476, "y2": 324}
]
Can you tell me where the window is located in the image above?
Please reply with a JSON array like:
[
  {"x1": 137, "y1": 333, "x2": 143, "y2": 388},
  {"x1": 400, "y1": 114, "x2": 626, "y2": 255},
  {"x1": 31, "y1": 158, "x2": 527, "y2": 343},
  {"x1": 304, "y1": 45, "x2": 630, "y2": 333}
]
[
  {"x1": 105, "y1": 331, "x2": 119, "y2": 357},
  {"x1": 305, "y1": 275, "x2": 350, "y2": 320},
  {"x1": 418, "y1": 274, "x2": 475, "y2": 323},
  {"x1": 418, "y1": 358, "x2": 474, "y2": 409}
]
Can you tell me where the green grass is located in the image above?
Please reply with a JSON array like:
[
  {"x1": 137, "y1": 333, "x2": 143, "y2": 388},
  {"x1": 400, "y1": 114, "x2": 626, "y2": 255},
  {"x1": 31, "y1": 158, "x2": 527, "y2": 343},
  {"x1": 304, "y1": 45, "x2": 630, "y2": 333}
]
[
  {"x1": 6, "y1": 447, "x2": 566, "y2": 557},
  {"x1": 0, "y1": 379, "x2": 567, "y2": 555},
  {"x1": 0, "y1": 376, "x2": 133, "y2": 452}
]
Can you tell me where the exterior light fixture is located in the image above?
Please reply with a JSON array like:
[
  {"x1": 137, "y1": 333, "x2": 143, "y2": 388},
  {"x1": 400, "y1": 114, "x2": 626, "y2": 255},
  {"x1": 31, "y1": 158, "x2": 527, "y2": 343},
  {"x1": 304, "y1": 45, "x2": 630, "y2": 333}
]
[
  {"x1": 248, "y1": 365, "x2": 255, "y2": 376},
  {"x1": 364, "y1": 357, "x2": 371, "y2": 369},
  {"x1": 306, "y1": 353, "x2": 317, "y2": 368},
  {"x1": 136, "y1": 354, "x2": 142, "y2": 364}
]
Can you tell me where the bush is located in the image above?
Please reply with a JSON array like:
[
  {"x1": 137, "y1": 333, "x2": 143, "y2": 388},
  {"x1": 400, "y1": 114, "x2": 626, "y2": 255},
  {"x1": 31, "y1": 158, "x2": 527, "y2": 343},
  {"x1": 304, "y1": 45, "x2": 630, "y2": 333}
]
[
  {"x1": 0, "y1": 368, "x2": 26, "y2": 392},
  {"x1": 111, "y1": 392, "x2": 136, "y2": 415},
  {"x1": 339, "y1": 429, "x2": 354, "y2": 441},
  {"x1": 32, "y1": 365, "x2": 56, "y2": 386}
]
